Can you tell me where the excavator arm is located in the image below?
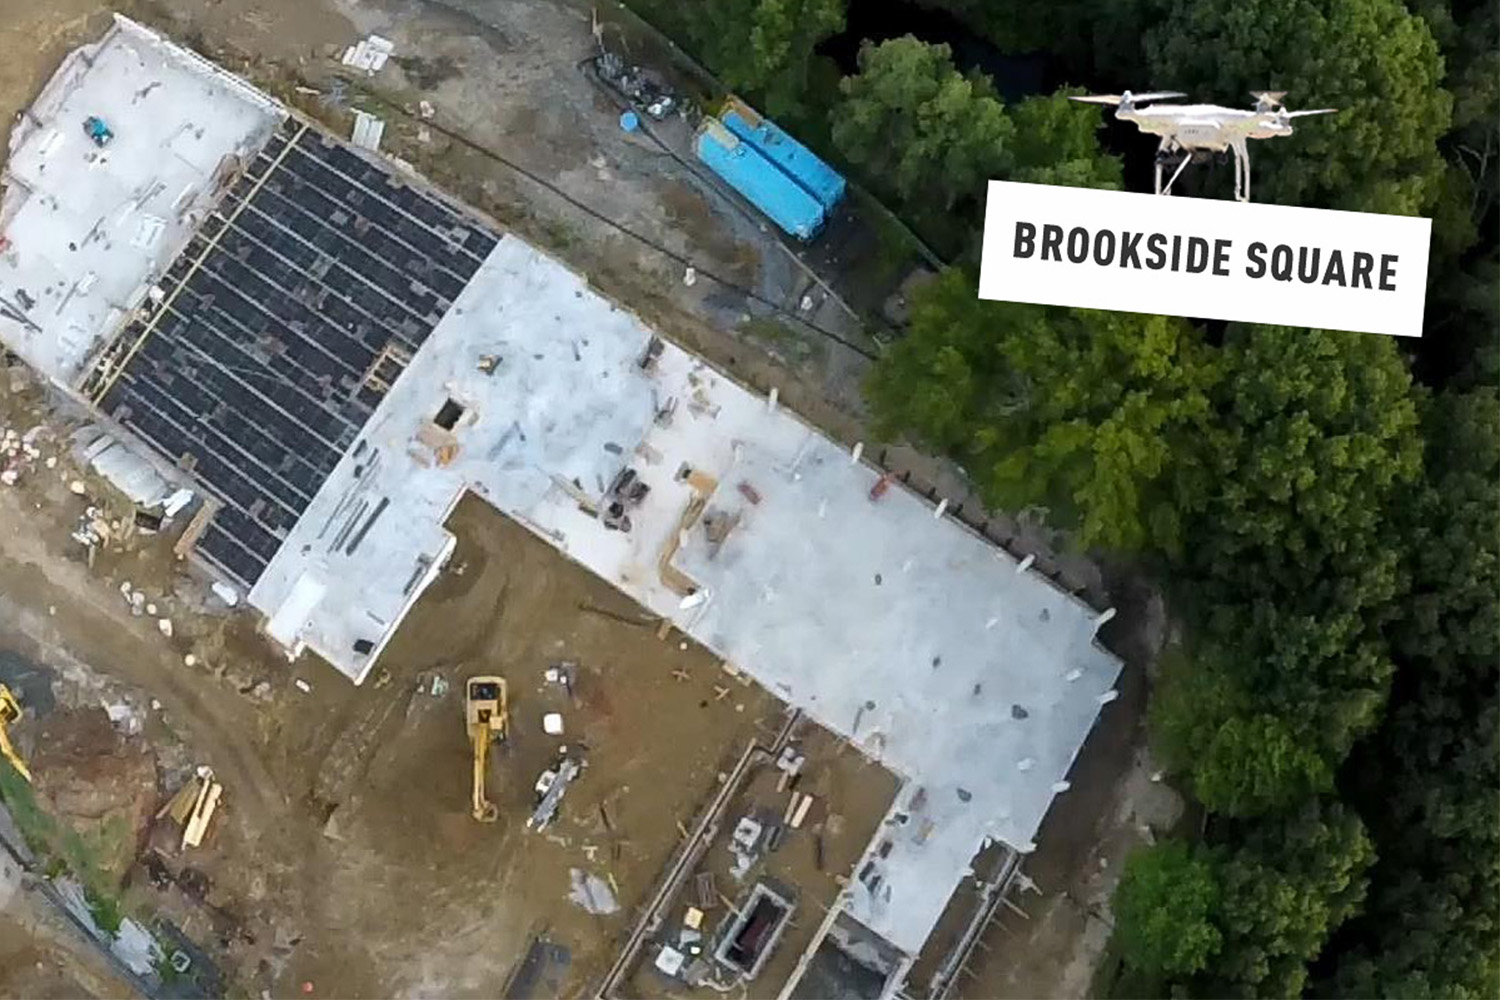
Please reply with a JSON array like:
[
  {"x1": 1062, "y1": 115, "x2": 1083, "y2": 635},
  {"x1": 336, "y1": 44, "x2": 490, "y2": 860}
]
[
  {"x1": 465, "y1": 677, "x2": 507, "y2": 823},
  {"x1": 471, "y1": 724, "x2": 498, "y2": 823}
]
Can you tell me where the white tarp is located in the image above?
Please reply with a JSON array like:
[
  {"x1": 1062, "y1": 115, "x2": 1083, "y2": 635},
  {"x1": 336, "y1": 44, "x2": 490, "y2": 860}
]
[{"x1": 71, "y1": 426, "x2": 172, "y2": 506}]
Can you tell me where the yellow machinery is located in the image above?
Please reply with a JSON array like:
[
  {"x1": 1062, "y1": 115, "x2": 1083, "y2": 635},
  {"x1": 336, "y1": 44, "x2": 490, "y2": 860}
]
[
  {"x1": 465, "y1": 676, "x2": 508, "y2": 822},
  {"x1": 0, "y1": 684, "x2": 32, "y2": 783}
]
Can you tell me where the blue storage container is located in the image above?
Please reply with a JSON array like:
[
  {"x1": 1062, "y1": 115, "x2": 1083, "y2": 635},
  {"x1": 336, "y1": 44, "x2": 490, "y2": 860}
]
[
  {"x1": 694, "y1": 120, "x2": 826, "y2": 241},
  {"x1": 720, "y1": 98, "x2": 846, "y2": 212}
]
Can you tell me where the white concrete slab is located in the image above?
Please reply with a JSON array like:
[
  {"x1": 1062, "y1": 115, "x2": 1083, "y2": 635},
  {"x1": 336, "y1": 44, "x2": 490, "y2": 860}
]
[
  {"x1": 250, "y1": 235, "x2": 1123, "y2": 957},
  {"x1": 0, "y1": 15, "x2": 283, "y2": 387}
]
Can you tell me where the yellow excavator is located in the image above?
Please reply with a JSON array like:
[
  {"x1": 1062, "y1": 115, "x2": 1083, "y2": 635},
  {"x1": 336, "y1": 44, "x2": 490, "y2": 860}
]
[
  {"x1": 465, "y1": 676, "x2": 508, "y2": 822},
  {"x1": 0, "y1": 684, "x2": 33, "y2": 783}
]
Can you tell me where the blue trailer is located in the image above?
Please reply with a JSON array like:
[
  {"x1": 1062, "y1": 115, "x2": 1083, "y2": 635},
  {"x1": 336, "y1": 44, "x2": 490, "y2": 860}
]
[
  {"x1": 694, "y1": 120, "x2": 826, "y2": 240},
  {"x1": 720, "y1": 97, "x2": 846, "y2": 212}
]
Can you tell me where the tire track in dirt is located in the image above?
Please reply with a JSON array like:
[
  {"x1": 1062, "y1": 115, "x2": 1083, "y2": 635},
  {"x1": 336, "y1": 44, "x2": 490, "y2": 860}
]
[{"x1": 0, "y1": 494, "x2": 287, "y2": 826}]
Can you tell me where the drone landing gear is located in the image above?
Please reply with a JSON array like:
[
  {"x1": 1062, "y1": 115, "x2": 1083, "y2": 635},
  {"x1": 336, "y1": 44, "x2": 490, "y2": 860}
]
[
  {"x1": 1231, "y1": 139, "x2": 1251, "y2": 202},
  {"x1": 1155, "y1": 143, "x2": 1253, "y2": 202},
  {"x1": 1154, "y1": 145, "x2": 1194, "y2": 197},
  {"x1": 1155, "y1": 154, "x2": 1193, "y2": 196}
]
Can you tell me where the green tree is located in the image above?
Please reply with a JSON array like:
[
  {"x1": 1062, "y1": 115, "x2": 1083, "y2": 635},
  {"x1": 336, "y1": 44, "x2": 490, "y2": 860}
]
[
  {"x1": 1149, "y1": 329, "x2": 1420, "y2": 815},
  {"x1": 1152, "y1": 630, "x2": 1362, "y2": 818},
  {"x1": 1007, "y1": 90, "x2": 1126, "y2": 190},
  {"x1": 1143, "y1": 0, "x2": 1452, "y2": 215},
  {"x1": 831, "y1": 37, "x2": 1014, "y2": 242},
  {"x1": 1113, "y1": 807, "x2": 1374, "y2": 996},
  {"x1": 866, "y1": 270, "x2": 1218, "y2": 550},
  {"x1": 1115, "y1": 841, "x2": 1224, "y2": 976},
  {"x1": 1415, "y1": 0, "x2": 1500, "y2": 243},
  {"x1": 1193, "y1": 712, "x2": 1334, "y2": 817},
  {"x1": 689, "y1": 0, "x2": 845, "y2": 118},
  {"x1": 1205, "y1": 803, "x2": 1375, "y2": 997},
  {"x1": 1173, "y1": 326, "x2": 1422, "y2": 616},
  {"x1": 1322, "y1": 384, "x2": 1500, "y2": 999}
]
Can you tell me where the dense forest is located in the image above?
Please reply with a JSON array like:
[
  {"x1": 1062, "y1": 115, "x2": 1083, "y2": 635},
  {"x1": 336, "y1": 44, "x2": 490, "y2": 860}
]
[{"x1": 622, "y1": 0, "x2": 1498, "y2": 995}]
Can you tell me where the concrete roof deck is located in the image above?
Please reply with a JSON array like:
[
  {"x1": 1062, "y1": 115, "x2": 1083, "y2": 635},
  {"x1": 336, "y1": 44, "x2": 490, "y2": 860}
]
[
  {"x1": 0, "y1": 15, "x2": 283, "y2": 387},
  {"x1": 250, "y1": 235, "x2": 1122, "y2": 956}
]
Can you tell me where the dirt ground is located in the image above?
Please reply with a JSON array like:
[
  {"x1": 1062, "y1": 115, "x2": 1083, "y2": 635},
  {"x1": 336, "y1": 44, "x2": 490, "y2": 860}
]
[
  {"x1": 0, "y1": 0, "x2": 1168, "y2": 996},
  {"x1": 261, "y1": 494, "x2": 795, "y2": 997},
  {"x1": 0, "y1": 910, "x2": 134, "y2": 999},
  {"x1": 0, "y1": 388, "x2": 803, "y2": 997},
  {"x1": 622, "y1": 724, "x2": 899, "y2": 998}
]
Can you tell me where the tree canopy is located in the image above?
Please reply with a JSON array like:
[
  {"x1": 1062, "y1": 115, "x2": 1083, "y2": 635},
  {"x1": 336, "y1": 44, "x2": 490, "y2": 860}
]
[
  {"x1": 1114, "y1": 841, "x2": 1222, "y2": 976},
  {"x1": 687, "y1": 0, "x2": 845, "y2": 119},
  {"x1": 1114, "y1": 803, "x2": 1375, "y2": 997},
  {"x1": 831, "y1": 37, "x2": 1015, "y2": 240},
  {"x1": 1006, "y1": 91, "x2": 1126, "y2": 190},
  {"x1": 1318, "y1": 383, "x2": 1500, "y2": 1000},
  {"x1": 1141, "y1": 0, "x2": 1452, "y2": 214},
  {"x1": 866, "y1": 269, "x2": 1215, "y2": 550},
  {"x1": 1172, "y1": 327, "x2": 1421, "y2": 631}
]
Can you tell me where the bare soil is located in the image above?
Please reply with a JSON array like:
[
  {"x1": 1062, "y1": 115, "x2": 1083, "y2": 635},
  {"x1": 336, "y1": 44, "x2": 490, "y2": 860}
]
[
  {"x1": 0, "y1": 910, "x2": 135, "y2": 999},
  {"x1": 622, "y1": 723, "x2": 900, "y2": 998}
]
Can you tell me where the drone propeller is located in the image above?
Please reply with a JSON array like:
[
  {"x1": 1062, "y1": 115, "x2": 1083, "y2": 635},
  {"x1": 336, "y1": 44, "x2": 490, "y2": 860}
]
[
  {"x1": 1250, "y1": 90, "x2": 1288, "y2": 104},
  {"x1": 1281, "y1": 108, "x2": 1337, "y2": 117},
  {"x1": 1069, "y1": 91, "x2": 1187, "y2": 106}
]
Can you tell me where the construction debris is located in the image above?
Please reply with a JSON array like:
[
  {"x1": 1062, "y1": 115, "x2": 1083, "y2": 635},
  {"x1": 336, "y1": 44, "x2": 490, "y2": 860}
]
[
  {"x1": 351, "y1": 110, "x2": 385, "y2": 151},
  {"x1": 729, "y1": 815, "x2": 763, "y2": 879},
  {"x1": 568, "y1": 868, "x2": 620, "y2": 915},
  {"x1": 529, "y1": 757, "x2": 583, "y2": 832},
  {"x1": 183, "y1": 779, "x2": 223, "y2": 849},
  {"x1": 340, "y1": 34, "x2": 395, "y2": 73},
  {"x1": 591, "y1": 52, "x2": 682, "y2": 122},
  {"x1": 157, "y1": 767, "x2": 224, "y2": 851},
  {"x1": 654, "y1": 945, "x2": 686, "y2": 976},
  {"x1": 544, "y1": 662, "x2": 576, "y2": 694},
  {"x1": 72, "y1": 426, "x2": 175, "y2": 506},
  {"x1": 790, "y1": 793, "x2": 815, "y2": 829},
  {"x1": 775, "y1": 745, "x2": 805, "y2": 779},
  {"x1": 161, "y1": 487, "x2": 194, "y2": 520},
  {"x1": 695, "y1": 871, "x2": 718, "y2": 910}
]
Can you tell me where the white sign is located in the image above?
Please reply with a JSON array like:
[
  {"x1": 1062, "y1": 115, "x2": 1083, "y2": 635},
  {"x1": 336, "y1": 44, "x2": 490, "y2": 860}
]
[{"x1": 978, "y1": 180, "x2": 1431, "y2": 338}]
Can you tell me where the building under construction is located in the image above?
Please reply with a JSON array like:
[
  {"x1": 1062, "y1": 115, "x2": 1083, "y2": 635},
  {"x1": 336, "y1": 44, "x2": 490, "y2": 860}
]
[{"x1": 0, "y1": 17, "x2": 1124, "y2": 998}]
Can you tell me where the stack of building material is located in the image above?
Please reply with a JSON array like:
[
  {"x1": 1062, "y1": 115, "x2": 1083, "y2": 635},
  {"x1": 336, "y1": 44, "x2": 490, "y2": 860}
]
[
  {"x1": 155, "y1": 767, "x2": 223, "y2": 850},
  {"x1": 351, "y1": 111, "x2": 386, "y2": 152},
  {"x1": 340, "y1": 35, "x2": 394, "y2": 73}
]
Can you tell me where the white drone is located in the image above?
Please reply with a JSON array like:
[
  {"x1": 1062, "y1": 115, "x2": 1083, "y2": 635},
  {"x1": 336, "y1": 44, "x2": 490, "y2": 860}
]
[{"x1": 1069, "y1": 90, "x2": 1337, "y2": 202}]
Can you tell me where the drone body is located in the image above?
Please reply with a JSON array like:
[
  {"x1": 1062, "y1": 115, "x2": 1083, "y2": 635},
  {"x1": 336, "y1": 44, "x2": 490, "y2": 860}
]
[{"x1": 1070, "y1": 91, "x2": 1336, "y2": 201}]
